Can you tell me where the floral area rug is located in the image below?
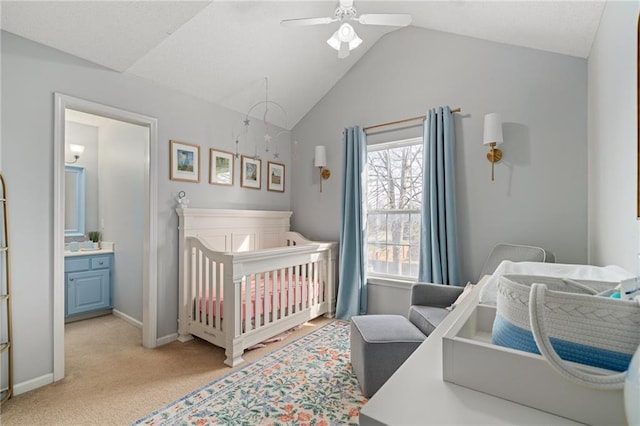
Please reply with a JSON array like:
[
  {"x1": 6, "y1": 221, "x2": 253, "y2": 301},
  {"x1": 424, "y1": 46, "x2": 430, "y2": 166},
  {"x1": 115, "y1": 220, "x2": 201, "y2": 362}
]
[{"x1": 133, "y1": 320, "x2": 367, "y2": 426}]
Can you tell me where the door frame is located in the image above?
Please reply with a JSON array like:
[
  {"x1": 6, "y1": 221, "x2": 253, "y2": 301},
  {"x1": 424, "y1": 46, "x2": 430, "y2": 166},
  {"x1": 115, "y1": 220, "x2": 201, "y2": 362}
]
[{"x1": 53, "y1": 93, "x2": 158, "y2": 381}]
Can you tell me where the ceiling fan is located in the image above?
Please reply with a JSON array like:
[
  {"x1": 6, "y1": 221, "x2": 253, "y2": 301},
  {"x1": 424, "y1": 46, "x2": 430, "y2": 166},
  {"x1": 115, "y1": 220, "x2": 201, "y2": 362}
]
[{"x1": 281, "y1": 0, "x2": 412, "y2": 59}]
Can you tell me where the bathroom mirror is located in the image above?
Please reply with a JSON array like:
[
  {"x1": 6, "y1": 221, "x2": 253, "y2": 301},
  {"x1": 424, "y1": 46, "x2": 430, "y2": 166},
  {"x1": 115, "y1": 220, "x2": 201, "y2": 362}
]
[{"x1": 65, "y1": 165, "x2": 86, "y2": 237}]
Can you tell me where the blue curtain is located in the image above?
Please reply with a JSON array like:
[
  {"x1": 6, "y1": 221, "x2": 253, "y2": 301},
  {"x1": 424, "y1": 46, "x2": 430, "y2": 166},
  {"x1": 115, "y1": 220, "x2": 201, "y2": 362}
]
[
  {"x1": 336, "y1": 126, "x2": 367, "y2": 319},
  {"x1": 418, "y1": 106, "x2": 461, "y2": 285}
]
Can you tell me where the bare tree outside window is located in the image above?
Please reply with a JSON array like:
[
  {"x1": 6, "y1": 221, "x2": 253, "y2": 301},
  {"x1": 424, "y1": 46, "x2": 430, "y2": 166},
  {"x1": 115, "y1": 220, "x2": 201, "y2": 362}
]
[{"x1": 367, "y1": 138, "x2": 423, "y2": 278}]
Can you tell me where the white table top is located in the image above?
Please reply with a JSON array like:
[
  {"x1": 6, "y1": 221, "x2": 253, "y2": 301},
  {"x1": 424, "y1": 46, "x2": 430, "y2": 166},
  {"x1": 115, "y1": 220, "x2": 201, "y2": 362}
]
[{"x1": 359, "y1": 277, "x2": 580, "y2": 425}]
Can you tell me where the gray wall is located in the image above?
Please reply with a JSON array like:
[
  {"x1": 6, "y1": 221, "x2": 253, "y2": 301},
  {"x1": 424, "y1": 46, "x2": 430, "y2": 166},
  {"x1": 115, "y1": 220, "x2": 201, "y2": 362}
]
[
  {"x1": 587, "y1": 1, "x2": 640, "y2": 274},
  {"x1": 1, "y1": 31, "x2": 291, "y2": 386},
  {"x1": 99, "y1": 120, "x2": 148, "y2": 323},
  {"x1": 291, "y1": 27, "x2": 589, "y2": 314}
]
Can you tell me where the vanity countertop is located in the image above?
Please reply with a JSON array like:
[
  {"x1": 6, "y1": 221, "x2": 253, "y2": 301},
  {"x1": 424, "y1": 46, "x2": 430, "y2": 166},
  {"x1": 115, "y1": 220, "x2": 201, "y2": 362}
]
[
  {"x1": 64, "y1": 248, "x2": 114, "y2": 257},
  {"x1": 64, "y1": 241, "x2": 114, "y2": 258}
]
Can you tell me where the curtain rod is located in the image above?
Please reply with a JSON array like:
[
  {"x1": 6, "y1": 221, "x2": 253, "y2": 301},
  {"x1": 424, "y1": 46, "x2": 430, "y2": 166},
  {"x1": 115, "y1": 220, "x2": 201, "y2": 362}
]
[{"x1": 363, "y1": 108, "x2": 461, "y2": 133}]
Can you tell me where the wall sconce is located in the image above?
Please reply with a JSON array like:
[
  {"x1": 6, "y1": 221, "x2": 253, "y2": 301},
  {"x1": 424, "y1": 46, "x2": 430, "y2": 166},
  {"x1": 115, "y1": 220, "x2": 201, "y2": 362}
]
[
  {"x1": 483, "y1": 113, "x2": 503, "y2": 181},
  {"x1": 314, "y1": 145, "x2": 331, "y2": 192},
  {"x1": 67, "y1": 144, "x2": 85, "y2": 164}
]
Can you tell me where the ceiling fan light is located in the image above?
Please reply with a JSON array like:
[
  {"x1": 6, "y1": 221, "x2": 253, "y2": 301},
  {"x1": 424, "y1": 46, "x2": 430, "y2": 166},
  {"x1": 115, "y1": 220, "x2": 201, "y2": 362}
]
[
  {"x1": 337, "y1": 23, "x2": 355, "y2": 42},
  {"x1": 327, "y1": 31, "x2": 341, "y2": 50},
  {"x1": 349, "y1": 34, "x2": 363, "y2": 50}
]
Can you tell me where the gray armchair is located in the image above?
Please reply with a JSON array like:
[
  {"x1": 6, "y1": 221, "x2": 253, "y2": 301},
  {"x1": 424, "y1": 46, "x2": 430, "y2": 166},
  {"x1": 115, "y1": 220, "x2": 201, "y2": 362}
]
[{"x1": 408, "y1": 243, "x2": 555, "y2": 336}]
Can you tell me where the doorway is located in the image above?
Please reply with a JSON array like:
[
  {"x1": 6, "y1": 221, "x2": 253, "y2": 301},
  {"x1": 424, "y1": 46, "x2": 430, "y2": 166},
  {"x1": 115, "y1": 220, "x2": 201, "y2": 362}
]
[{"x1": 53, "y1": 94, "x2": 158, "y2": 381}]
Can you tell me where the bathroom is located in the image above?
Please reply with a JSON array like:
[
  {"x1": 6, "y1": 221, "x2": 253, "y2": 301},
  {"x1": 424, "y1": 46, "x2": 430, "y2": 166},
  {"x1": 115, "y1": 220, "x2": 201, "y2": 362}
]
[{"x1": 64, "y1": 108, "x2": 147, "y2": 327}]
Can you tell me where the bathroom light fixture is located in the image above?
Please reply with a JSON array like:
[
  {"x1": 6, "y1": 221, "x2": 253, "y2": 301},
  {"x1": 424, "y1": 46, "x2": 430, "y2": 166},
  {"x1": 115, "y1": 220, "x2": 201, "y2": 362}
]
[
  {"x1": 315, "y1": 145, "x2": 331, "y2": 192},
  {"x1": 68, "y1": 144, "x2": 85, "y2": 164},
  {"x1": 327, "y1": 23, "x2": 362, "y2": 58},
  {"x1": 483, "y1": 113, "x2": 503, "y2": 181}
]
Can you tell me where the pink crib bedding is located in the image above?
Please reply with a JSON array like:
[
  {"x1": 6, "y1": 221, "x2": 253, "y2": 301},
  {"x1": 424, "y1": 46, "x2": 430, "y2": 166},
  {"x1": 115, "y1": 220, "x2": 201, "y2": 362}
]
[{"x1": 197, "y1": 274, "x2": 322, "y2": 321}]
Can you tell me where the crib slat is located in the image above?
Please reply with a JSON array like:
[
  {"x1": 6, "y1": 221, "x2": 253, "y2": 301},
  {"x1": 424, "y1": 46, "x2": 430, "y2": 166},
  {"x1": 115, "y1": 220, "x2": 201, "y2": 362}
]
[
  {"x1": 265, "y1": 271, "x2": 270, "y2": 326},
  {"x1": 272, "y1": 269, "x2": 278, "y2": 322},
  {"x1": 287, "y1": 266, "x2": 293, "y2": 315},
  {"x1": 189, "y1": 247, "x2": 196, "y2": 321},
  {"x1": 201, "y1": 255, "x2": 211, "y2": 327},
  {"x1": 308, "y1": 262, "x2": 313, "y2": 308},
  {"x1": 256, "y1": 272, "x2": 269, "y2": 325},
  {"x1": 303, "y1": 263, "x2": 308, "y2": 310},
  {"x1": 269, "y1": 271, "x2": 274, "y2": 325},
  {"x1": 194, "y1": 249, "x2": 199, "y2": 323},
  {"x1": 320, "y1": 258, "x2": 326, "y2": 303},
  {"x1": 212, "y1": 261, "x2": 218, "y2": 330},
  {"x1": 245, "y1": 276, "x2": 252, "y2": 333},
  {"x1": 279, "y1": 268, "x2": 285, "y2": 320},
  {"x1": 263, "y1": 271, "x2": 269, "y2": 326},
  {"x1": 309, "y1": 262, "x2": 313, "y2": 307},
  {"x1": 312, "y1": 260, "x2": 318, "y2": 306},
  {"x1": 207, "y1": 258, "x2": 214, "y2": 329},
  {"x1": 197, "y1": 250, "x2": 203, "y2": 324},
  {"x1": 295, "y1": 265, "x2": 304, "y2": 312},
  {"x1": 257, "y1": 272, "x2": 263, "y2": 328}
]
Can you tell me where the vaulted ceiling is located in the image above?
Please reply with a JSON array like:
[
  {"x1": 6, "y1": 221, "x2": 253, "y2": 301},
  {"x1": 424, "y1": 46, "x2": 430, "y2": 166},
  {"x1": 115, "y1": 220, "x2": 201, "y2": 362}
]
[{"x1": 0, "y1": 1, "x2": 606, "y2": 129}]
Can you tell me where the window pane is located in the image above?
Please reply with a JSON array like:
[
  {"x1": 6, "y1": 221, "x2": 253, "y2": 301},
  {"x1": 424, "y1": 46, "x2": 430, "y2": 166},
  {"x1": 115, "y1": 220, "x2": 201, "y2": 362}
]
[
  {"x1": 366, "y1": 138, "x2": 423, "y2": 279},
  {"x1": 409, "y1": 213, "x2": 421, "y2": 246},
  {"x1": 367, "y1": 213, "x2": 386, "y2": 243},
  {"x1": 387, "y1": 214, "x2": 408, "y2": 246},
  {"x1": 409, "y1": 245, "x2": 420, "y2": 277},
  {"x1": 367, "y1": 243, "x2": 387, "y2": 275}
]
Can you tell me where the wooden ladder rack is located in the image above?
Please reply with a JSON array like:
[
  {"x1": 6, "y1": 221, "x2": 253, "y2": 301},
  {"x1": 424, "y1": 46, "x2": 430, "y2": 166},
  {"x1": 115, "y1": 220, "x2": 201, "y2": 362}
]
[{"x1": 0, "y1": 173, "x2": 13, "y2": 403}]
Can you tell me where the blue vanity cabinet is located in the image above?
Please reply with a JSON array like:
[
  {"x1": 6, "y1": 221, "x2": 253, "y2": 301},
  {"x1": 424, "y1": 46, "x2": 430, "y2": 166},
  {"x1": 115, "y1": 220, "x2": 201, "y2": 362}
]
[{"x1": 65, "y1": 253, "x2": 113, "y2": 319}]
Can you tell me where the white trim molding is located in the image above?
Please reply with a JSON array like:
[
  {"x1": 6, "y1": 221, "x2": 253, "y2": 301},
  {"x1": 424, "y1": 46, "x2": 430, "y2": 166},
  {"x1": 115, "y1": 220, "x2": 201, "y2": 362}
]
[
  {"x1": 14, "y1": 373, "x2": 54, "y2": 396},
  {"x1": 156, "y1": 333, "x2": 179, "y2": 347},
  {"x1": 112, "y1": 309, "x2": 143, "y2": 329},
  {"x1": 53, "y1": 93, "x2": 158, "y2": 383}
]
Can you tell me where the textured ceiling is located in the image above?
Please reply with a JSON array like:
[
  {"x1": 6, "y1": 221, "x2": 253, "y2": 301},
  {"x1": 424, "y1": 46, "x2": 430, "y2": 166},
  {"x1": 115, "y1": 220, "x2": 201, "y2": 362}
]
[{"x1": 0, "y1": 1, "x2": 606, "y2": 129}]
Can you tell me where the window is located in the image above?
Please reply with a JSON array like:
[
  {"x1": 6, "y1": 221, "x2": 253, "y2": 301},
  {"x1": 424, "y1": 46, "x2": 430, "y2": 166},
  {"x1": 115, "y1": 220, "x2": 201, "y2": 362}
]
[{"x1": 366, "y1": 137, "x2": 423, "y2": 279}]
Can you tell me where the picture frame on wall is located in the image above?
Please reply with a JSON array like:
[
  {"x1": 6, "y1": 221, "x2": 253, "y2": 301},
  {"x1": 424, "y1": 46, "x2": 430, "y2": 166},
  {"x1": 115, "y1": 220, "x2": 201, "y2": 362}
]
[
  {"x1": 170, "y1": 140, "x2": 200, "y2": 183},
  {"x1": 210, "y1": 148, "x2": 234, "y2": 186},
  {"x1": 267, "y1": 161, "x2": 285, "y2": 193},
  {"x1": 240, "y1": 155, "x2": 261, "y2": 189}
]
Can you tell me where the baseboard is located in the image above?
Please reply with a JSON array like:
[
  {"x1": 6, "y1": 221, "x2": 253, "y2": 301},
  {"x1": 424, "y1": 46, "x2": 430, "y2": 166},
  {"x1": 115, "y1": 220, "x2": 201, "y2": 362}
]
[
  {"x1": 112, "y1": 310, "x2": 176, "y2": 346},
  {"x1": 14, "y1": 373, "x2": 54, "y2": 396},
  {"x1": 156, "y1": 332, "x2": 178, "y2": 346},
  {"x1": 112, "y1": 309, "x2": 143, "y2": 329}
]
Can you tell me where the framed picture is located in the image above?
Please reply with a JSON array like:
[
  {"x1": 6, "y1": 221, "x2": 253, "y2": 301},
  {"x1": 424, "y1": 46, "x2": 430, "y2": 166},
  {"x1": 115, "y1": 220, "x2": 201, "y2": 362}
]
[
  {"x1": 170, "y1": 140, "x2": 200, "y2": 183},
  {"x1": 209, "y1": 148, "x2": 234, "y2": 186},
  {"x1": 240, "y1": 155, "x2": 261, "y2": 189},
  {"x1": 267, "y1": 161, "x2": 285, "y2": 192}
]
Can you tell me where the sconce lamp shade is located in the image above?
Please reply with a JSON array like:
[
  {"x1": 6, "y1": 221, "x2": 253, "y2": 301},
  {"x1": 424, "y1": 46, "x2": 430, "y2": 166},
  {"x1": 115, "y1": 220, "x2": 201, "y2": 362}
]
[
  {"x1": 483, "y1": 113, "x2": 503, "y2": 146},
  {"x1": 69, "y1": 144, "x2": 85, "y2": 155},
  {"x1": 314, "y1": 145, "x2": 327, "y2": 168}
]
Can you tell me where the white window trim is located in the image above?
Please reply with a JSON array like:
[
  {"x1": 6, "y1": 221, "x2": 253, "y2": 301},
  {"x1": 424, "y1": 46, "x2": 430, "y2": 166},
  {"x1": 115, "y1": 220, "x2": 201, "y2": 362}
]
[{"x1": 368, "y1": 275, "x2": 416, "y2": 289}]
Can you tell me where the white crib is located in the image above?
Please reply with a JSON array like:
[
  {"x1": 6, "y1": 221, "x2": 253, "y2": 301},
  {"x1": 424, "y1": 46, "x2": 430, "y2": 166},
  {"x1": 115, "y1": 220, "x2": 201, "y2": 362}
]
[{"x1": 176, "y1": 208, "x2": 338, "y2": 367}]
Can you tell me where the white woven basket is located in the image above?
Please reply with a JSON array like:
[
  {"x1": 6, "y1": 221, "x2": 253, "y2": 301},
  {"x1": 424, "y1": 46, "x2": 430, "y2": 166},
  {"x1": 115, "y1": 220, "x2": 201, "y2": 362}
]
[{"x1": 494, "y1": 274, "x2": 640, "y2": 389}]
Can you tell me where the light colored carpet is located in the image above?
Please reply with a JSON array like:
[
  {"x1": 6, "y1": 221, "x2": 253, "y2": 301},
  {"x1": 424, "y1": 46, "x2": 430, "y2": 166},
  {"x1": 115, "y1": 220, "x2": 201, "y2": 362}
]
[{"x1": 0, "y1": 314, "x2": 331, "y2": 425}]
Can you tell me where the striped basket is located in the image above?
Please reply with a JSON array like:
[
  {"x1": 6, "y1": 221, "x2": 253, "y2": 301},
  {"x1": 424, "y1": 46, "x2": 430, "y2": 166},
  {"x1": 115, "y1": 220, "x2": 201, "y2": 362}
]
[{"x1": 493, "y1": 274, "x2": 640, "y2": 389}]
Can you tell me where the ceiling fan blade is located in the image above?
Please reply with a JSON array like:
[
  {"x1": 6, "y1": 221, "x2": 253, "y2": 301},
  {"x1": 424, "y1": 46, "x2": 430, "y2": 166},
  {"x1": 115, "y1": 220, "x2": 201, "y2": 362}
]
[
  {"x1": 280, "y1": 17, "x2": 337, "y2": 27},
  {"x1": 338, "y1": 42, "x2": 350, "y2": 59},
  {"x1": 357, "y1": 13, "x2": 412, "y2": 27}
]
